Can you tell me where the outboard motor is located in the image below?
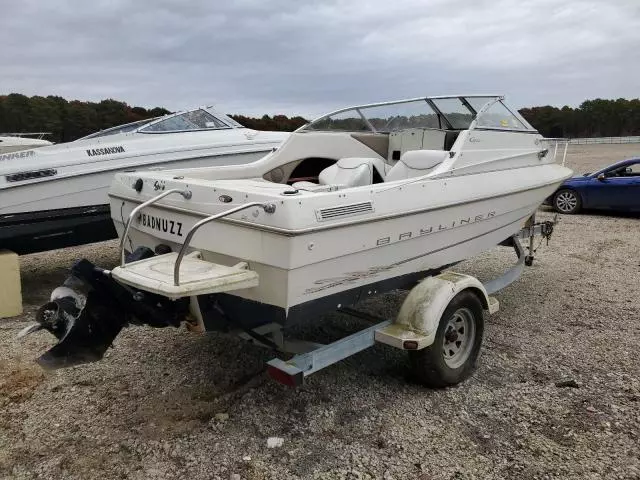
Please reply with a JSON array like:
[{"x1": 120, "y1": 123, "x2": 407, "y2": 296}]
[
  {"x1": 20, "y1": 248, "x2": 191, "y2": 369},
  {"x1": 18, "y1": 274, "x2": 117, "y2": 368}
]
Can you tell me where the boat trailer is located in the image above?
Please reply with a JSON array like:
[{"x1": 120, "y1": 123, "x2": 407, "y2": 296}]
[{"x1": 20, "y1": 200, "x2": 556, "y2": 387}]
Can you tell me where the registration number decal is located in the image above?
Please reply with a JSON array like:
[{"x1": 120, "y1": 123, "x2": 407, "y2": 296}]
[{"x1": 139, "y1": 213, "x2": 183, "y2": 237}]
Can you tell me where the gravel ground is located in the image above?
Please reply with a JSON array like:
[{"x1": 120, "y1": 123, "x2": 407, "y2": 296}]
[{"x1": 1, "y1": 144, "x2": 639, "y2": 480}]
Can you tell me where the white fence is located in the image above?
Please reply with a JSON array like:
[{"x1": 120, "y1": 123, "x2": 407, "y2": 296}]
[{"x1": 569, "y1": 136, "x2": 640, "y2": 145}]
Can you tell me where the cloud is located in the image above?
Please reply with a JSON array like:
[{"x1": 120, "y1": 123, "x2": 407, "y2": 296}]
[{"x1": 1, "y1": 0, "x2": 638, "y2": 117}]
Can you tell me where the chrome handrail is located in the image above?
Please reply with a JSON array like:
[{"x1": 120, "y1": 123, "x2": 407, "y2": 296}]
[
  {"x1": 120, "y1": 188, "x2": 192, "y2": 267},
  {"x1": 174, "y1": 202, "x2": 276, "y2": 286}
]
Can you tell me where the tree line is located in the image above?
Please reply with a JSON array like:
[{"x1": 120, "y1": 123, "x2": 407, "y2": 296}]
[
  {"x1": 1, "y1": 93, "x2": 638, "y2": 143},
  {"x1": 518, "y1": 98, "x2": 640, "y2": 138},
  {"x1": 230, "y1": 113, "x2": 308, "y2": 132},
  {"x1": 0, "y1": 94, "x2": 171, "y2": 143}
]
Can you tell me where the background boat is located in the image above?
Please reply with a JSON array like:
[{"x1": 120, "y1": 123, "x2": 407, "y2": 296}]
[
  {"x1": 0, "y1": 107, "x2": 289, "y2": 254},
  {"x1": 0, "y1": 132, "x2": 52, "y2": 154}
]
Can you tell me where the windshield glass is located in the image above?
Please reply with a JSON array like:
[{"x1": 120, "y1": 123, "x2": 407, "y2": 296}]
[
  {"x1": 81, "y1": 118, "x2": 156, "y2": 139},
  {"x1": 464, "y1": 96, "x2": 496, "y2": 113},
  {"x1": 306, "y1": 109, "x2": 370, "y2": 131},
  {"x1": 468, "y1": 99, "x2": 527, "y2": 130},
  {"x1": 141, "y1": 109, "x2": 232, "y2": 133},
  {"x1": 363, "y1": 101, "x2": 441, "y2": 131},
  {"x1": 430, "y1": 98, "x2": 475, "y2": 129},
  {"x1": 306, "y1": 100, "x2": 442, "y2": 133},
  {"x1": 303, "y1": 96, "x2": 533, "y2": 133}
]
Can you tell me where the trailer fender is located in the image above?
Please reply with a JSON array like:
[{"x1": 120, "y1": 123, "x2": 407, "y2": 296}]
[{"x1": 375, "y1": 272, "x2": 498, "y2": 350}]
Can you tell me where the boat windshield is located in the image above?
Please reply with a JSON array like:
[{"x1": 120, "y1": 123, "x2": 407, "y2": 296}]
[
  {"x1": 303, "y1": 96, "x2": 535, "y2": 133},
  {"x1": 465, "y1": 97, "x2": 529, "y2": 130},
  {"x1": 81, "y1": 118, "x2": 157, "y2": 139},
  {"x1": 140, "y1": 108, "x2": 239, "y2": 133},
  {"x1": 304, "y1": 99, "x2": 443, "y2": 133}
]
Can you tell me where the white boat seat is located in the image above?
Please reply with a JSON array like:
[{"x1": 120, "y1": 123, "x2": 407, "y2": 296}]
[
  {"x1": 385, "y1": 150, "x2": 448, "y2": 182},
  {"x1": 292, "y1": 157, "x2": 385, "y2": 191}
]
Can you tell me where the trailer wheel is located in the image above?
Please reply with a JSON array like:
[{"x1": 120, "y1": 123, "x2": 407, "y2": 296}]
[{"x1": 409, "y1": 290, "x2": 484, "y2": 388}]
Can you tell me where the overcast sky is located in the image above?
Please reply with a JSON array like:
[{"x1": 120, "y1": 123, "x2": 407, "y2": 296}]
[{"x1": 2, "y1": 0, "x2": 639, "y2": 117}]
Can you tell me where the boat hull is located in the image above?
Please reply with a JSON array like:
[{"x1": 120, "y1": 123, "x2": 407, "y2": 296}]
[
  {"x1": 0, "y1": 205, "x2": 114, "y2": 255},
  {"x1": 0, "y1": 150, "x2": 270, "y2": 254},
  {"x1": 112, "y1": 177, "x2": 564, "y2": 328},
  {"x1": 0, "y1": 144, "x2": 47, "y2": 154}
]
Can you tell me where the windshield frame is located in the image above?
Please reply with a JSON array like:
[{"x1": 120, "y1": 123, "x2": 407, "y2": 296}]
[
  {"x1": 139, "y1": 107, "x2": 243, "y2": 134},
  {"x1": 77, "y1": 106, "x2": 245, "y2": 140},
  {"x1": 78, "y1": 118, "x2": 158, "y2": 140},
  {"x1": 301, "y1": 95, "x2": 537, "y2": 134}
]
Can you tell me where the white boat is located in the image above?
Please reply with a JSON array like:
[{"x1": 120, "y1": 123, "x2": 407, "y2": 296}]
[
  {"x1": 22, "y1": 95, "x2": 572, "y2": 387},
  {"x1": 0, "y1": 107, "x2": 288, "y2": 254},
  {"x1": 0, "y1": 132, "x2": 53, "y2": 153}
]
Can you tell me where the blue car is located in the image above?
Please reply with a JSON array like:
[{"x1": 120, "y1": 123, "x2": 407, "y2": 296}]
[{"x1": 546, "y1": 157, "x2": 640, "y2": 214}]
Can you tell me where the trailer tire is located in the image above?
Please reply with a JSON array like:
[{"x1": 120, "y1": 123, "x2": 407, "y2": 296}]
[{"x1": 409, "y1": 290, "x2": 484, "y2": 388}]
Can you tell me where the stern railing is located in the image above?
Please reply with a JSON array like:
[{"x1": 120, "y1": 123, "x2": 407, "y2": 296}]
[
  {"x1": 118, "y1": 189, "x2": 276, "y2": 286},
  {"x1": 172, "y1": 202, "x2": 275, "y2": 286},
  {"x1": 120, "y1": 189, "x2": 193, "y2": 267}
]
